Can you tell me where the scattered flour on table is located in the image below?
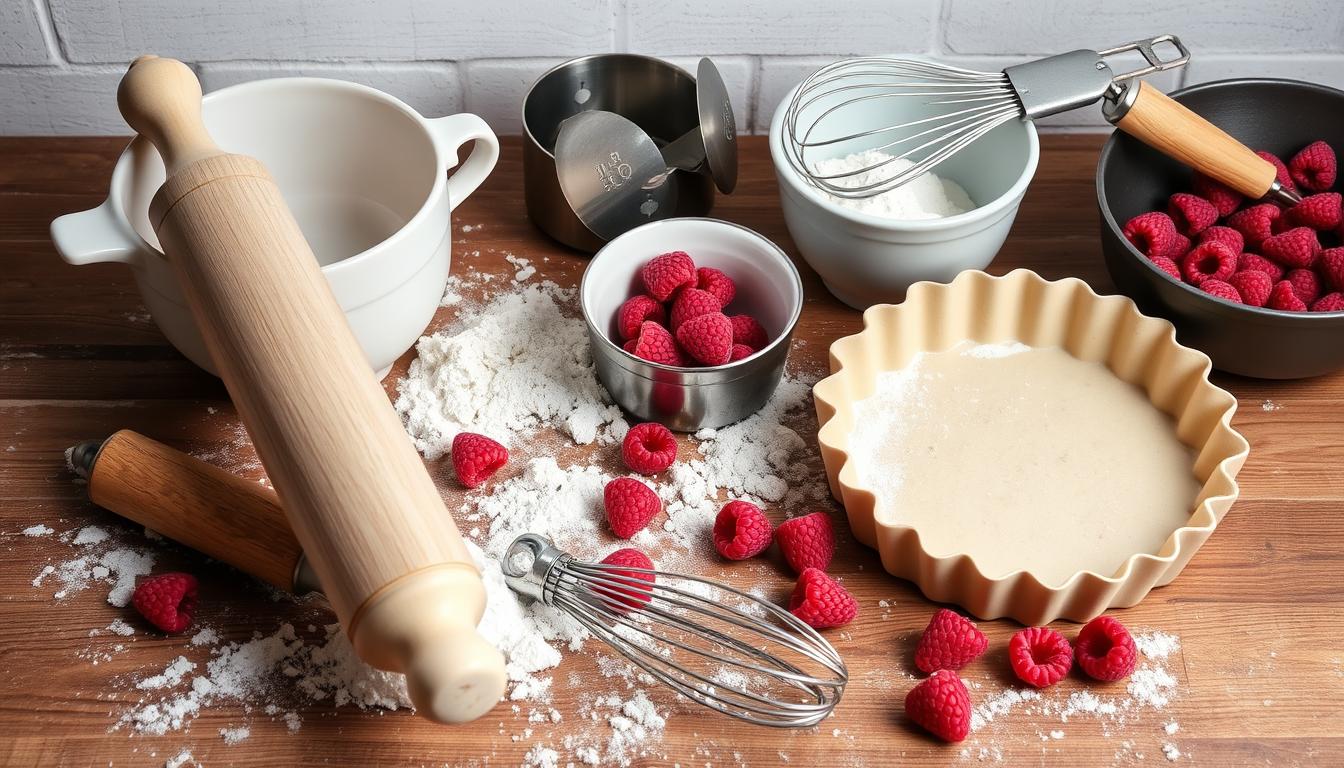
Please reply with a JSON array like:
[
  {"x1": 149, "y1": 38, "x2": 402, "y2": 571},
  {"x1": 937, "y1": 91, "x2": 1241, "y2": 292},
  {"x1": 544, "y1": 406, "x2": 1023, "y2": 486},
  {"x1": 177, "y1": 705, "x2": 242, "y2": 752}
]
[
  {"x1": 811, "y1": 150, "x2": 975, "y2": 220},
  {"x1": 219, "y1": 726, "x2": 250, "y2": 745},
  {"x1": 164, "y1": 749, "x2": 195, "y2": 768},
  {"x1": 22, "y1": 524, "x2": 53, "y2": 537}
]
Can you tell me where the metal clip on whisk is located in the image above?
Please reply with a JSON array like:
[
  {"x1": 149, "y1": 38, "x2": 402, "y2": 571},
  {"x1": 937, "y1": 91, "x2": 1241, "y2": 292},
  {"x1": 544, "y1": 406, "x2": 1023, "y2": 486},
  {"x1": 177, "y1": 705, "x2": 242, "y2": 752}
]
[
  {"x1": 502, "y1": 534, "x2": 847, "y2": 728},
  {"x1": 783, "y1": 34, "x2": 1300, "y2": 206}
]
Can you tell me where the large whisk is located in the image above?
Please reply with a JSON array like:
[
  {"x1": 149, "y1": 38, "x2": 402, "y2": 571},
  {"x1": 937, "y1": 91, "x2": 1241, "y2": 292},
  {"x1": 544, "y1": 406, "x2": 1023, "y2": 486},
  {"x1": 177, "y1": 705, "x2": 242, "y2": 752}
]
[
  {"x1": 502, "y1": 534, "x2": 847, "y2": 728},
  {"x1": 783, "y1": 34, "x2": 1300, "y2": 206}
]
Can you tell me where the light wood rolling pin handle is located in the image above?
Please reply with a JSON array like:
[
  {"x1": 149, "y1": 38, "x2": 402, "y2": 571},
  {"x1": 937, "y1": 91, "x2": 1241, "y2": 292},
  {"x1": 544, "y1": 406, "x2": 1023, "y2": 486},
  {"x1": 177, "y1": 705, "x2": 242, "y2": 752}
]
[
  {"x1": 116, "y1": 56, "x2": 505, "y2": 724},
  {"x1": 83, "y1": 430, "x2": 305, "y2": 592},
  {"x1": 1110, "y1": 81, "x2": 1289, "y2": 202}
]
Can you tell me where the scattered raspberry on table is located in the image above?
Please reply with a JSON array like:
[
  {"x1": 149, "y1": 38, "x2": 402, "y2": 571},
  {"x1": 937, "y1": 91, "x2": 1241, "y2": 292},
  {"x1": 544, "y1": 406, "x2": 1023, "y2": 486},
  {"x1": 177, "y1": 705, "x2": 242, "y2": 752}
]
[
  {"x1": 1008, "y1": 626, "x2": 1073, "y2": 688},
  {"x1": 775, "y1": 512, "x2": 835, "y2": 574},
  {"x1": 914, "y1": 608, "x2": 987, "y2": 674},
  {"x1": 451, "y1": 432, "x2": 508, "y2": 489},
  {"x1": 132, "y1": 572, "x2": 199, "y2": 634},
  {"x1": 596, "y1": 547, "x2": 656, "y2": 615},
  {"x1": 621, "y1": 422, "x2": 677, "y2": 475},
  {"x1": 712, "y1": 500, "x2": 773, "y2": 560},
  {"x1": 1074, "y1": 615, "x2": 1138, "y2": 682},
  {"x1": 603, "y1": 476, "x2": 661, "y2": 539},
  {"x1": 788, "y1": 567, "x2": 857, "y2": 629},
  {"x1": 905, "y1": 669, "x2": 972, "y2": 743}
]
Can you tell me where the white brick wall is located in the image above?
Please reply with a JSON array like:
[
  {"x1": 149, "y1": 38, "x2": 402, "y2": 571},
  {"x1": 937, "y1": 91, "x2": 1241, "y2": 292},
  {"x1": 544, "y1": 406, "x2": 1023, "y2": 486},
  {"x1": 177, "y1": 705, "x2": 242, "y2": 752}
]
[{"x1": 2, "y1": 0, "x2": 1342, "y2": 135}]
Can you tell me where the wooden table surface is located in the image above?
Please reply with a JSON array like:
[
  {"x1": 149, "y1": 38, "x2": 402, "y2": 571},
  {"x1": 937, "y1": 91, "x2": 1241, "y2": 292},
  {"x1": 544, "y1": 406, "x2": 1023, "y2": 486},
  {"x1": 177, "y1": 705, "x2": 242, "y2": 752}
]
[{"x1": 2, "y1": 135, "x2": 1342, "y2": 768}]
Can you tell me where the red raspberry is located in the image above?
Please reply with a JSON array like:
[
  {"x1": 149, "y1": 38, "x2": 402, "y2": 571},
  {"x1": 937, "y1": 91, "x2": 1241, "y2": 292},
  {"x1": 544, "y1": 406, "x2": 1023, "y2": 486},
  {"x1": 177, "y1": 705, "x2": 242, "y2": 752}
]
[
  {"x1": 1268, "y1": 280, "x2": 1308, "y2": 312},
  {"x1": 1180, "y1": 241, "x2": 1236, "y2": 284},
  {"x1": 1287, "y1": 192, "x2": 1342, "y2": 231},
  {"x1": 1167, "y1": 192, "x2": 1218, "y2": 235},
  {"x1": 603, "y1": 477, "x2": 661, "y2": 538},
  {"x1": 694, "y1": 266, "x2": 736, "y2": 307},
  {"x1": 595, "y1": 547, "x2": 655, "y2": 615},
  {"x1": 1171, "y1": 232, "x2": 1192, "y2": 260},
  {"x1": 630, "y1": 321, "x2": 684, "y2": 366},
  {"x1": 669, "y1": 287, "x2": 722, "y2": 331},
  {"x1": 617, "y1": 295, "x2": 667, "y2": 341},
  {"x1": 1192, "y1": 172, "x2": 1243, "y2": 217},
  {"x1": 728, "y1": 314, "x2": 769, "y2": 349},
  {"x1": 712, "y1": 500, "x2": 773, "y2": 560},
  {"x1": 451, "y1": 432, "x2": 508, "y2": 489},
  {"x1": 904, "y1": 670, "x2": 971, "y2": 743},
  {"x1": 1237, "y1": 252, "x2": 1286, "y2": 282},
  {"x1": 1198, "y1": 225, "x2": 1243, "y2": 255},
  {"x1": 1198, "y1": 278, "x2": 1242, "y2": 303},
  {"x1": 1312, "y1": 292, "x2": 1344, "y2": 312},
  {"x1": 1288, "y1": 140, "x2": 1336, "y2": 192},
  {"x1": 1008, "y1": 626, "x2": 1073, "y2": 688},
  {"x1": 132, "y1": 572, "x2": 199, "y2": 634},
  {"x1": 1320, "y1": 247, "x2": 1344, "y2": 290},
  {"x1": 788, "y1": 567, "x2": 857, "y2": 629},
  {"x1": 1287, "y1": 268, "x2": 1323, "y2": 304},
  {"x1": 1074, "y1": 615, "x2": 1138, "y2": 682},
  {"x1": 622, "y1": 339, "x2": 637, "y2": 354},
  {"x1": 641, "y1": 250, "x2": 696, "y2": 301},
  {"x1": 729, "y1": 343, "x2": 755, "y2": 362},
  {"x1": 1262, "y1": 227, "x2": 1321, "y2": 269},
  {"x1": 1149, "y1": 255, "x2": 1181, "y2": 281},
  {"x1": 675, "y1": 312, "x2": 733, "y2": 366},
  {"x1": 914, "y1": 608, "x2": 988, "y2": 673},
  {"x1": 775, "y1": 512, "x2": 835, "y2": 574},
  {"x1": 1121, "y1": 212, "x2": 1185, "y2": 260},
  {"x1": 1229, "y1": 269, "x2": 1273, "y2": 307},
  {"x1": 1256, "y1": 150, "x2": 1296, "y2": 192},
  {"x1": 1227, "y1": 203, "x2": 1282, "y2": 249},
  {"x1": 621, "y1": 422, "x2": 677, "y2": 475}
]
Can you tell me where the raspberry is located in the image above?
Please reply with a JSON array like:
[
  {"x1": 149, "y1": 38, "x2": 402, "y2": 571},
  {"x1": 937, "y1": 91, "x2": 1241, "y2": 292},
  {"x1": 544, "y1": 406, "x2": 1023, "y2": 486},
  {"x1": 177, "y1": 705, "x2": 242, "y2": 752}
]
[
  {"x1": 641, "y1": 250, "x2": 696, "y2": 301},
  {"x1": 728, "y1": 314, "x2": 769, "y2": 350},
  {"x1": 1289, "y1": 140, "x2": 1336, "y2": 192},
  {"x1": 1229, "y1": 269, "x2": 1273, "y2": 307},
  {"x1": 1321, "y1": 247, "x2": 1344, "y2": 290},
  {"x1": 451, "y1": 432, "x2": 508, "y2": 489},
  {"x1": 1199, "y1": 278, "x2": 1242, "y2": 303},
  {"x1": 788, "y1": 567, "x2": 857, "y2": 629},
  {"x1": 1262, "y1": 227, "x2": 1321, "y2": 269},
  {"x1": 775, "y1": 512, "x2": 835, "y2": 574},
  {"x1": 621, "y1": 422, "x2": 677, "y2": 475},
  {"x1": 622, "y1": 339, "x2": 637, "y2": 354},
  {"x1": 1149, "y1": 255, "x2": 1181, "y2": 281},
  {"x1": 695, "y1": 266, "x2": 736, "y2": 307},
  {"x1": 1287, "y1": 268, "x2": 1323, "y2": 304},
  {"x1": 1198, "y1": 225, "x2": 1243, "y2": 255},
  {"x1": 712, "y1": 500, "x2": 773, "y2": 560},
  {"x1": 617, "y1": 295, "x2": 667, "y2": 341},
  {"x1": 669, "y1": 287, "x2": 722, "y2": 331},
  {"x1": 1192, "y1": 172, "x2": 1243, "y2": 217},
  {"x1": 914, "y1": 609, "x2": 988, "y2": 674},
  {"x1": 1227, "y1": 204, "x2": 1282, "y2": 249},
  {"x1": 595, "y1": 547, "x2": 655, "y2": 615},
  {"x1": 1008, "y1": 627, "x2": 1073, "y2": 688},
  {"x1": 1287, "y1": 192, "x2": 1342, "y2": 231},
  {"x1": 1256, "y1": 150, "x2": 1296, "y2": 192},
  {"x1": 1122, "y1": 212, "x2": 1185, "y2": 260},
  {"x1": 1268, "y1": 280, "x2": 1308, "y2": 312},
  {"x1": 1237, "y1": 252, "x2": 1285, "y2": 282},
  {"x1": 1167, "y1": 192, "x2": 1218, "y2": 235},
  {"x1": 1180, "y1": 241, "x2": 1236, "y2": 284},
  {"x1": 630, "y1": 321, "x2": 684, "y2": 366},
  {"x1": 1074, "y1": 615, "x2": 1138, "y2": 682},
  {"x1": 904, "y1": 670, "x2": 972, "y2": 743},
  {"x1": 1312, "y1": 292, "x2": 1344, "y2": 312},
  {"x1": 675, "y1": 312, "x2": 733, "y2": 366},
  {"x1": 132, "y1": 572, "x2": 198, "y2": 634},
  {"x1": 729, "y1": 343, "x2": 755, "y2": 362},
  {"x1": 603, "y1": 477, "x2": 661, "y2": 538}
]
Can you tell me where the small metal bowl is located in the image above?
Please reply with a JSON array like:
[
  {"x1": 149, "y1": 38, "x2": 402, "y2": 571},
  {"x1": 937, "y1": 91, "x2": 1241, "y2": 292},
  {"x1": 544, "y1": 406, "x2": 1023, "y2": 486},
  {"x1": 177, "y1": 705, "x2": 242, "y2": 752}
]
[
  {"x1": 581, "y1": 218, "x2": 803, "y2": 431},
  {"x1": 1097, "y1": 78, "x2": 1344, "y2": 379}
]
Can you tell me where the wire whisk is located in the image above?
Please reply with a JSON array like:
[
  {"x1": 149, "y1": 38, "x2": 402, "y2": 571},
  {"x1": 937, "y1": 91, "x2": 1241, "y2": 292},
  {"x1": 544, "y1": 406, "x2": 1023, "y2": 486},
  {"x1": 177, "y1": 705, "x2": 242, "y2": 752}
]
[{"x1": 502, "y1": 534, "x2": 847, "y2": 728}]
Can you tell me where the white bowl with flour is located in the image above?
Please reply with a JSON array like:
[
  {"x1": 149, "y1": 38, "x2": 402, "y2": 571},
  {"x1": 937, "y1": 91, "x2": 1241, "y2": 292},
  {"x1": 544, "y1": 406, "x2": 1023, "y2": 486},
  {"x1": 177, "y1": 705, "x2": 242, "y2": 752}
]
[{"x1": 768, "y1": 73, "x2": 1039, "y2": 309}]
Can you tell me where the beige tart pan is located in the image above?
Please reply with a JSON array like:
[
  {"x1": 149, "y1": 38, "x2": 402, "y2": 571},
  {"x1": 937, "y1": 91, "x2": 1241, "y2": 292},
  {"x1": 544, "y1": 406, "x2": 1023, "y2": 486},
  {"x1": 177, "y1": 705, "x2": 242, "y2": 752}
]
[{"x1": 813, "y1": 269, "x2": 1250, "y2": 625}]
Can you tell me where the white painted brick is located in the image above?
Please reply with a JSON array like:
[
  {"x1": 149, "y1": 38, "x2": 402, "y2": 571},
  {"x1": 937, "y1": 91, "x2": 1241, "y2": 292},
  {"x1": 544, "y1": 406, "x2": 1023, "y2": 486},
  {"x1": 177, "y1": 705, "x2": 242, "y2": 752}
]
[
  {"x1": 0, "y1": 67, "x2": 126, "y2": 134},
  {"x1": 50, "y1": 0, "x2": 613, "y2": 63},
  {"x1": 945, "y1": 0, "x2": 1344, "y2": 55},
  {"x1": 464, "y1": 58, "x2": 569, "y2": 136},
  {"x1": 1186, "y1": 54, "x2": 1344, "y2": 93},
  {"x1": 198, "y1": 62, "x2": 461, "y2": 117},
  {"x1": 628, "y1": 0, "x2": 939, "y2": 56},
  {"x1": 2, "y1": 0, "x2": 54, "y2": 65},
  {"x1": 756, "y1": 56, "x2": 837, "y2": 134}
]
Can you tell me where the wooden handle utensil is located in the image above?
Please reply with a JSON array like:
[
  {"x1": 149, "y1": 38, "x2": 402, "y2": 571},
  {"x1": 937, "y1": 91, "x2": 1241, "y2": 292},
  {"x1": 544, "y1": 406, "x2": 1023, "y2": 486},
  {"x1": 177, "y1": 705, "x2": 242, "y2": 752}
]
[{"x1": 116, "y1": 56, "x2": 505, "y2": 723}]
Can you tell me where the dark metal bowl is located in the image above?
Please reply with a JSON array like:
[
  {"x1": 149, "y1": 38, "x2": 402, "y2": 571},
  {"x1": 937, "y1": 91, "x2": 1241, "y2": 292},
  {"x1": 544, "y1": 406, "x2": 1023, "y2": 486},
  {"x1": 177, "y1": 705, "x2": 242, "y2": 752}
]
[{"x1": 1097, "y1": 78, "x2": 1344, "y2": 379}]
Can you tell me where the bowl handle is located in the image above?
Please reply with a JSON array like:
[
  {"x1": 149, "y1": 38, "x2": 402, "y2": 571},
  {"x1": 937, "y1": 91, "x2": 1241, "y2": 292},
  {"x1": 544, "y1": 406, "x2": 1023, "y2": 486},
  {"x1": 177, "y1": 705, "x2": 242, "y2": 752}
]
[
  {"x1": 426, "y1": 113, "x2": 500, "y2": 212},
  {"x1": 50, "y1": 199, "x2": 141, "y2": 266}
]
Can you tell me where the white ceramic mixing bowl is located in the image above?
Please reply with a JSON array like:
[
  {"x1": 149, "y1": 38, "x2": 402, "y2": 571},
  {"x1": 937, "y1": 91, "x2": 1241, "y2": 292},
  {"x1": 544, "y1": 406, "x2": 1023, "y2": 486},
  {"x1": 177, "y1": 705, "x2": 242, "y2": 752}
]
[
  {"x1": 51, "y1": 77, "x2": 499, "y2": 378},
  {"x1": 768, "y1": 73, "x2": 1039, "y2": 310}
]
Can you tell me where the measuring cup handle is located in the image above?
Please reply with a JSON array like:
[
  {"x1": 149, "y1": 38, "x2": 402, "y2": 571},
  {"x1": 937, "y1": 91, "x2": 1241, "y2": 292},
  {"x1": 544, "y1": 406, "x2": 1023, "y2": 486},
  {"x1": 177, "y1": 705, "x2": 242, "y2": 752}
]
[
  {"x1": 427, "y1": 113, "x2": 500, "y2": 211},
  {"x1": 50, "y1": 198, "x2": 141, "y2": 266}
]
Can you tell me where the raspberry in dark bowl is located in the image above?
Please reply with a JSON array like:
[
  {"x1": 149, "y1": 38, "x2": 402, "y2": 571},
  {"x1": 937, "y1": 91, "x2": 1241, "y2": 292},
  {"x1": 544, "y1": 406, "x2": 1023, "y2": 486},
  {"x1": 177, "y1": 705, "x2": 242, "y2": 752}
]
[{"x1": 1097, "y1": 78, "x2": 1344, "y2": 379}]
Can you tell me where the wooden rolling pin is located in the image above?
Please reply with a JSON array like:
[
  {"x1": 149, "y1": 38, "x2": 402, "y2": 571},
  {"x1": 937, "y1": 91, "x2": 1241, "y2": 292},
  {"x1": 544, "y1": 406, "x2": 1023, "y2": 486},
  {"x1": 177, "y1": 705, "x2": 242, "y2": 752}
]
[{"x1": 115, "y1": 56, "x2": 504, "y2": 723}]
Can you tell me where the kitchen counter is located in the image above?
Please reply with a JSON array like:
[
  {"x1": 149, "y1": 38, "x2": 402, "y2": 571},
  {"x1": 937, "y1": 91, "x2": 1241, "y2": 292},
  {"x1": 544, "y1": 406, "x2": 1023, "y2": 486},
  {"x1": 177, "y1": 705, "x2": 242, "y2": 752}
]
[{"x1": 2, "y1": 135, "x2": 1342, "y2": 766}]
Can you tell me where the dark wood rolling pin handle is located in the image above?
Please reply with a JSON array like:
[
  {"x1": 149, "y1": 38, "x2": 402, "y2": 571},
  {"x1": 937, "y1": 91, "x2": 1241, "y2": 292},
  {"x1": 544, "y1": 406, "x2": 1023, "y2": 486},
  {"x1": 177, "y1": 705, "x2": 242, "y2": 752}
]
[{"x1": 71, "y1": 430, "x2": 320, "y2": 594}]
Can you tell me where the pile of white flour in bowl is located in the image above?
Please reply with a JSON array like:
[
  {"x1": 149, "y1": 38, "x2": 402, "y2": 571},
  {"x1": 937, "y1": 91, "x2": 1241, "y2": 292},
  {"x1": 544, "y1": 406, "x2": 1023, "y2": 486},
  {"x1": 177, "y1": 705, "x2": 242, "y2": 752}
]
[{"x1": 812, "y1": 149, "x2": 975, "y2": 219}]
